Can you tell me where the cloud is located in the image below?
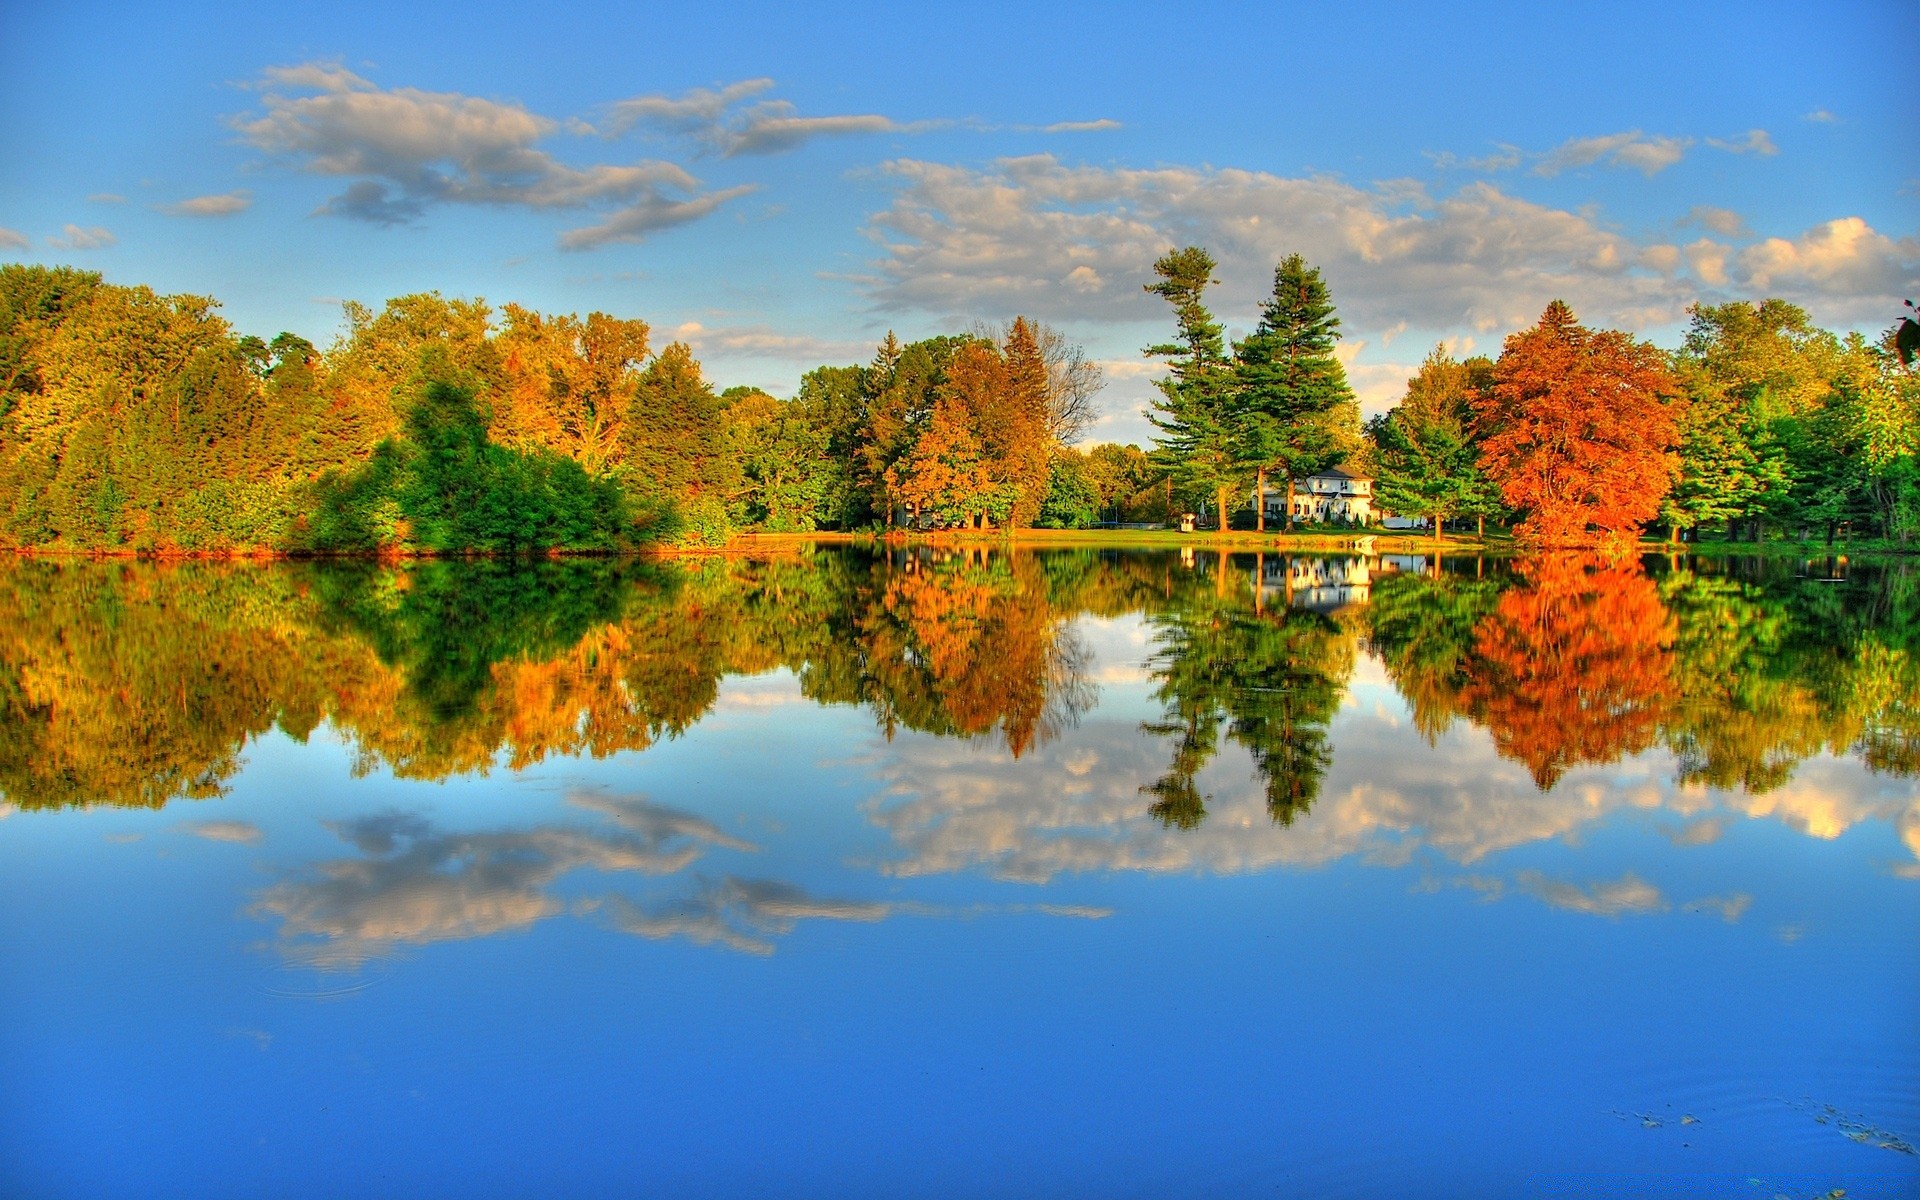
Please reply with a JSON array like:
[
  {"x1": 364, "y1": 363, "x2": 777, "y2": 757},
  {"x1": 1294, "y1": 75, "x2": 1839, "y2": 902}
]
[
  {"x1": 1534, "y1": 131, "x2": 1692, "y2": 177},
  {"x1": 252, "y1": 793, "x2": 755, "y2": 963},
  {"x1": 1685, "y1": 205, "x2": 1749, "y2": 237},
  {"x1": 606, "y1": 877, "x2": 889, "y2": 956},
  {"x1": 1684, "y1": 892, "x2": 1753, "y2": 922},
  {"x1": 1707, "y1": 129, "x2": 1778, "y2": 156},
  {"x1": 725, "y1": 107, "x2": 913, "y2": 157},
  {"x1": 1803, "y1": 109, "x2": 1838, "y2": 124},
  {"x1": 1515, "y1": 870, "x2": 1669, "y2": 917},
  {"x1": 1427, "y1": 146, "x2": 1523, "y2": 173},
  {"x1": 162, "y1": 190, "x2": 253, "y2": 218},
  {"x1": 600, "y1": 79, "x2": 927, "y2": 157},
  {"x1": 47, "y1": 224, "x2": 115, "y2": 250},
  {"x1": 557, "y1": 185, "x2": 758, "y2": 249},
  {"x1": 599, "y1": 78, "x2": 776, "y2": 137},
  {"x1": 236, "y1": 63, "x2": 748, "y2": 247},
  {"x1": 666, "y1": 320, "x2": 870, "y2": 363},
  {"x1": 0, "y1": 227, "x2": 27, "y2": 250},
  {"x1": 1044, "y1": 119, "x2": 1123, "y2": 134},
  {"x1": 862, "y1": 154, "x2": 1703, "y2": 335},
  {"x1": 1662, "y1": 816, "x2": 1726, "y2": 846},
  {"x1": 185, "y1": 819, "x2": 263, "y2": 844},
  {"x1": 1737, "y1": 217, "x2": 1920, "y2": 298}
]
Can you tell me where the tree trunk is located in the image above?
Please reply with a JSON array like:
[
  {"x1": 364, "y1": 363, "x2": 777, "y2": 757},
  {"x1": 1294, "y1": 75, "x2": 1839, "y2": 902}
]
[
  {"x1": 1255, "y1": 467, "x2": 1266, "y2": 534},
  {"x1": 1284, "y1": 478, "x2": 1296, "y2": 532},
  {"x1": 1477, "y1": 515, "x2": 1485, "y2": 540},
  {"x1": 1216, "y1": 486, "x2": 1230, "y2": 537}
]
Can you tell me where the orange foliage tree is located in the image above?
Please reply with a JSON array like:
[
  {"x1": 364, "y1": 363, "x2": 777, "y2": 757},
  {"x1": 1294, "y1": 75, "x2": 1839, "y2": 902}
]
[
  {"x1": 1474, "y1": 301, "x2": 1683, "y2": 551},
  {"x1": 1460, "y1": 554, "x2": 1678, "y2": 789}
]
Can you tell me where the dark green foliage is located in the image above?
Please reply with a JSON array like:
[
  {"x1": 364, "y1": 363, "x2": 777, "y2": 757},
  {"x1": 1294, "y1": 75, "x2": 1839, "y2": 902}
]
[
  {"x1": 1235, "y1": 254, "x2": 1355, "y2": 502},
  {"x1": 305, "y1": 379, "x2": 630, "y2": 554},
  {"x1": 1037, "y1": 453, "x2": 1100, "y2": 528},
  {"x1": 1144, "y1": 248, "x2": 1245, "y2": 523}
]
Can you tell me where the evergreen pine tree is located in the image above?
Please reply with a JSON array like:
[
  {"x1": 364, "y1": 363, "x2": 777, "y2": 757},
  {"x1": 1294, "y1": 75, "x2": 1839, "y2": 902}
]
[
  {"x1": 1145, "y1": 247, "x2": 1242, "y2": 533},
  {"x1": 1234, "y1": 254, "x2": 1355, "y2": 531}
]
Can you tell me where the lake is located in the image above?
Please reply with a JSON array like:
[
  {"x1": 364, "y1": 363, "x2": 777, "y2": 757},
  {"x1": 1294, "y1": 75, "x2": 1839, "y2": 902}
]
[{"x1": 0, "y1": 546, "x2": 1914, "y2": 1198}]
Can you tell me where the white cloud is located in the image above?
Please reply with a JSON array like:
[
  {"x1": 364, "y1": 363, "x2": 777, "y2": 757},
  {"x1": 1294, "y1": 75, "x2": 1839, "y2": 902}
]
[
  {"x1": 1515, "y1": 870, "x2": 1668, "y2": 917},
  {"x1": 162, "y1": 190, "x2": 253, "y2": 218},
  {"x1": 556, "y1": 185, "x2": 758, "y2": 250},
  {"x1": 606, "y1": 877, "x2": 889, "y2": 956},
  {"x1": 48, "y1": 224, "x2": 115, "y2": 249},
  {"x1": 1044, "y1": 119, "x2": 1123, "y2": 134},
  {"x1": 863, "y1": 154, "x2": 1695, "y2": 336},
  {"x1": 600, "y1": 79, "x2": 927, "y2": 157},
  {"x1": 184, "y1": 819, "x2": 263, "y2": 844},
  {"x1": 1707, "y1": 129, "x2": 1778, "y2": 157},
  {"x1": 1684, "y1": 237, "x2": 1731, "y2": 287},
  {"x1": 600, "y1": 78, "x2": 776, "y2": 137},
  {"x1": 236, "y1": 62, "x2": 749, "y2": 247},
  {"x1": 1804, "y1": 109, "x2": 1838, "y2": 124},
  {"x1": 253, "y1": 793, "x2": 759, "y2": 963},
  {"x1": 0, "y1": 227, "x2": 27, "y2": 250},
  {"x1": 668, "y1": 320, "x2": 870, "y2": 363},
  {"x1": 1534, "y1": 131, "x2": 1692, "y2": 177},
  {"x1": 1684, "y1": 892, "x2": 1752, "y2": 922},
  {"x1": 1427, "y1": 146, "x2": 1522, "y2": 173},
  {"x1": 1738, "y1": 217, "x2": 1920, "y2": 298},
  {"x1": 1685, "y1": 205, "x2": 1749, "y2": 237}
]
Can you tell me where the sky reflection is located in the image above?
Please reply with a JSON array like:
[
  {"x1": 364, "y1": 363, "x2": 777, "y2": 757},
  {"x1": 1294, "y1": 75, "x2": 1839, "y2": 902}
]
[{"x1": 0, "y1": 549, "x2": 1914, "y2": 1197}]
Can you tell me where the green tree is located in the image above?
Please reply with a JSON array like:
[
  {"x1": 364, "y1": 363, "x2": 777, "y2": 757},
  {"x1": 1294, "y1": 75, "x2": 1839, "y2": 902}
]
[
  {"x1": 1234, "y1": 254, "x2": 1357, "y2": 531},
  {"x1": 1145, "y1": 247, "x2": 1243, "y2": 533},
  {"x1": 1368, "y1": 348, "x2": 1499, "y2": 538}
]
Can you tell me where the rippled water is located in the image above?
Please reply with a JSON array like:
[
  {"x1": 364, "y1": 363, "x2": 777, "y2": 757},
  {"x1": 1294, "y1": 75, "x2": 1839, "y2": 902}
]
[{"x1": 0, "y1": 547, "x2": 1914, "y2": 1198}]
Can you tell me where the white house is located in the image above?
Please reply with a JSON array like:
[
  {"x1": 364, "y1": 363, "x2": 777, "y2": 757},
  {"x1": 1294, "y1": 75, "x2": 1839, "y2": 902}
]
[{"x1": 1256, "y1": 465, "x2": 1375, "y2": 525}]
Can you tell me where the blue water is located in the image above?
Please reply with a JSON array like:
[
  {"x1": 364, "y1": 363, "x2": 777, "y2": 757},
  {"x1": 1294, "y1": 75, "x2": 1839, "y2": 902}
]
[{"x1": 0, "y1": 550, "x2": 1914, "y2": 1198}]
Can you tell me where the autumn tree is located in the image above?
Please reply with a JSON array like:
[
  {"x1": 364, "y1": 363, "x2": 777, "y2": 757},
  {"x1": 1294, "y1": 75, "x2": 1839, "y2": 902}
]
[
  {"x1": 1146, "y1": 247, "x2": 1244, "y2": 533},
  {"x1": 990, "y1": 318, "x2": 1056, "y2": 528},
  {"x1": 1234, "y1": 254, "x2": 1357, "y2": 531},
  {"x1": 1458, "y1": 555, "x2": 1678, "y2": 789},
  {"x1": 493, "y1": 305, "x2": 648, "y2": 473},
  {"x1": 1084, "y1": 443, "x2": 1164, "y2": 522},
  {"x1": 1474, "y1": 301, "x2": 1683, "y2": 551}
]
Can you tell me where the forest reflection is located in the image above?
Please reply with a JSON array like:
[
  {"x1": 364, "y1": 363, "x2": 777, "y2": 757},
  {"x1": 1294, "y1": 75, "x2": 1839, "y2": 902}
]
[{"x1": 0, "y1": 546, "x2": 1913, "y2": 830}]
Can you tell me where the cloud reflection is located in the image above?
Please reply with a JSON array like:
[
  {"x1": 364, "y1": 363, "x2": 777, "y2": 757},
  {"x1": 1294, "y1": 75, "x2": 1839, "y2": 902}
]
[
  {"x1": 605, "y1": 877, "x2": 890, "y2": 956},
  {"x1": 253, "y1": 792, "x2": 754, "y2": 965}
]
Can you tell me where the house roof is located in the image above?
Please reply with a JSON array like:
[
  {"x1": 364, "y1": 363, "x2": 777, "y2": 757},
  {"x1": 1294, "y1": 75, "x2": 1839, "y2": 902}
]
[{"x1": 1309, "y1": 464, "x2": 1368, "y2": 481}]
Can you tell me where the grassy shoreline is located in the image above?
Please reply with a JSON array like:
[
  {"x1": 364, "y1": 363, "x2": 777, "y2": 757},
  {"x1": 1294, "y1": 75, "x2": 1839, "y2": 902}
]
[{"x1": 3, "y1": 528, "x2": 1911, "y2": 561}]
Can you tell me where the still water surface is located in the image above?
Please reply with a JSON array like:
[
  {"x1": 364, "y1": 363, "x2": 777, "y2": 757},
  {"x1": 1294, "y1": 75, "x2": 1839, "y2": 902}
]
[{"x1": 0, "y1": 547, "x2": 1914, "y2": 1198}]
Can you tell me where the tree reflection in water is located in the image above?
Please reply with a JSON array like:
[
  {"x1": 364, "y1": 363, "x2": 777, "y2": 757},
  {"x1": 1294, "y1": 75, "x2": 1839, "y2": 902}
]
[{"x1": 0, "y1": 547, "x2": 1913, "y2": 826}]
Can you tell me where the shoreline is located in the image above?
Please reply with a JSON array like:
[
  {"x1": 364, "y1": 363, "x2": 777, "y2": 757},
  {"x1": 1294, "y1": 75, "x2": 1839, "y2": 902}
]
[{"x1": 2, "y1": 530, "x2": 1910, "y2": 562}]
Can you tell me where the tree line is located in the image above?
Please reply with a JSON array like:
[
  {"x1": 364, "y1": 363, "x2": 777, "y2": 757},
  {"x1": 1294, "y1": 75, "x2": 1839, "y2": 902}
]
[
  {"x1": 4, "y1": 258, "x2": 1913, "y2": 554},
  {"x1": 0, "y1": 263, "x2": 1119, "y2": 553},
  {"x1": 1140, "y1": 246, "x2": 1920, "y2": 551}
]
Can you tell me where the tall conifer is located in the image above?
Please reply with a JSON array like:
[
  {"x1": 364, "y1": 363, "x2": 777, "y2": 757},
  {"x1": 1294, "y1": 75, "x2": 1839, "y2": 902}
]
[{"x1": 1234, "y1": 254, "x2": 1354, "y2": 531}]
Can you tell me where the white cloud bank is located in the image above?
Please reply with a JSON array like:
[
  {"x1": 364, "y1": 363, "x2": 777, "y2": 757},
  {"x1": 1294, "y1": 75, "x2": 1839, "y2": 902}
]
[{"x1": 861, "y1": 154, "x2": 1920, "y2": 340}]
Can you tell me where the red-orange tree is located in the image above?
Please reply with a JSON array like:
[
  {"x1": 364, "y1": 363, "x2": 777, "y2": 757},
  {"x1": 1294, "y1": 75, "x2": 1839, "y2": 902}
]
[{"x1": 1474, "y1": 301, "x2": 1683, "y2": 550}]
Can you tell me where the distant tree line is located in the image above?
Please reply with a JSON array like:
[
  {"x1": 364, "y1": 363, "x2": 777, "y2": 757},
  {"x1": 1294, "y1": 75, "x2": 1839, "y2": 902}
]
[
  {"x1": 1140, "y1": 246, "x2": 1920, "y2": 551},
  {"x1": 0, "y1": 264, "x2": 1111, "y2": 553},
  {"x1": 4, "y1": 259, "x2": 1914, "y2": 554}
]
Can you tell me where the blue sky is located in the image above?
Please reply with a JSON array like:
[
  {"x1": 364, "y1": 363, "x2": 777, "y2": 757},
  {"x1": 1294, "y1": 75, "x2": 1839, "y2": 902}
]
[{"x1": 2, "y1": 0, "x2": 1914, "y2": 442}]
